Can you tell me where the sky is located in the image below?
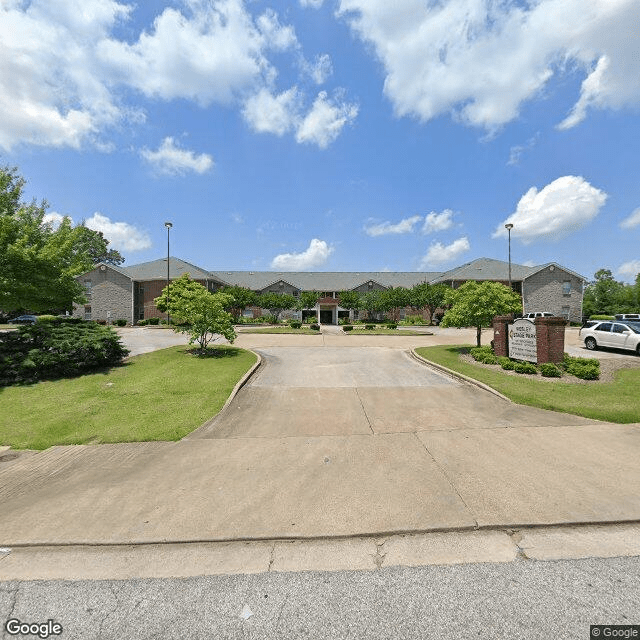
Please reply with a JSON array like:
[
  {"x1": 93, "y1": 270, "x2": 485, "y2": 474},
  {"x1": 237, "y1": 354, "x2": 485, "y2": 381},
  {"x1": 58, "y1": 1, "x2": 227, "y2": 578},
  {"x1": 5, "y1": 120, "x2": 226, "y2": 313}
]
[{"x1": 2, "y1": 0, "x2": 639, "y2": 282}]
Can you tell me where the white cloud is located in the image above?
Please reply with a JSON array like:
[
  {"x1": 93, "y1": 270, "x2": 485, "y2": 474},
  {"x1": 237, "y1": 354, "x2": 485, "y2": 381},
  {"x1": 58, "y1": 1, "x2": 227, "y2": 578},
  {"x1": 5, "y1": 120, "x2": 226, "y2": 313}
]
[
  {"x1": 300, "y1": 0, "x2": 324, "y2": 7},
  {"x1": 295, "y1": 91, "x2": 358, "y2": 148},
  {"x1": 0, "y1": 0, "x2": 130, "y2": 150},
  {"x1": 422, "y1": 210, "x2": 454, "y2": 234},
  {"x1": 620, "y1": 208, "x2": 640, "y2": 229},
  {"x1": 271, "y1": 238, "x2": 334, "y2": 270},
  {"x1": 140, "y1": 137, "x2": 214, "y2": 175},
  {"x1": 85, "y1": 213, "x2": 152, "y2": 252},
  {"x1": 99, "y1": 1, "x2": 297, "y2": 106},
  {"x1": 337, "y1": 0, "x2": 640, "y2": 130},
  {"x1": 42, "y1": 212, "x2": 69, "y2": 229},
  {"x1": 243, "y1": 87, "x2": 301, "y2": 135},
  {"x1": 301, "y1": 53, "x2": 333, "y2": 84},
  {"x1": 493, "y1": 176, "x2": 607, "y2": 243},
  {"x1": 0, "y1": 0, "x2": 314, "y2": 150},
  {"x1": 617, "y1": 260, "x2": 640, "y2": 281},
  {"x1": 419, "y1": 237, "x2": 470, "y2": 268},
  {"x1": 364, "y1": 215, "x2": 421, "y2": 237}
]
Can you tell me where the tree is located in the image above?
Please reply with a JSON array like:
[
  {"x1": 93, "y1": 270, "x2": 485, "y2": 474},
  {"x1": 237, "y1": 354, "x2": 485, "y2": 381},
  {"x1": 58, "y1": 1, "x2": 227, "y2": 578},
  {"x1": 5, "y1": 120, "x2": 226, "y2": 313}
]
[
  {"x1": 582, "y1": 269, "x2": 626, "y2": 317},
  {"x1": 155, "y1": 274, "x2": 236, "y2": 349},
  {"x1": 411, "y1": 282, "x2": 449, "y2": 324},
  {"x1": 440, "y1": 281, "x2": 522, "y2": 346},
  {"x1": 360, "y1": 290, "x2": 385, "y2": 320},
  {"x1": 219, "y1": 285, "x2": 258, "y2": 321},
  {"x1": 380, "y1": 287, "x2": 410, "y2": 322},
  {"x1": 258, "y1": 292, "x2": 297, "y2": 323},
  {"x1": 337, "y1": 290, "x2": 361, "y2": 318},
  {"x1": 73, "y1": 226, "x2": 124, "y2": 266},
  {"x1": 0, "y1": 167, "x2": 92, "y2": 312},
  {"x1": 297, "y1": 290, "x2": 320, "y2": 311}
]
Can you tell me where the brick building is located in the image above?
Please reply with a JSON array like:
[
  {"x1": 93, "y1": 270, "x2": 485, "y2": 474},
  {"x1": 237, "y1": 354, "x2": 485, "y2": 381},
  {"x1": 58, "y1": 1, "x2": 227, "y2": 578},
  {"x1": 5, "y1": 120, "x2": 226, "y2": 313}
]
[{"x1": 72, "y1": 256, "x2": 586, "y2": 324}]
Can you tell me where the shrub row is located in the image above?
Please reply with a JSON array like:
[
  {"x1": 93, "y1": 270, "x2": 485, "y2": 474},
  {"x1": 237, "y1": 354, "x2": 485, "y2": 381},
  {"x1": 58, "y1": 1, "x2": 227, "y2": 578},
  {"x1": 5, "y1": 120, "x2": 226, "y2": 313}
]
[
  {"x1": 469, "y1": 347, "x2": 599, "y2": 380},
  {"x1": 0, "y1": 318, "x2": 129, "y2": 386}
]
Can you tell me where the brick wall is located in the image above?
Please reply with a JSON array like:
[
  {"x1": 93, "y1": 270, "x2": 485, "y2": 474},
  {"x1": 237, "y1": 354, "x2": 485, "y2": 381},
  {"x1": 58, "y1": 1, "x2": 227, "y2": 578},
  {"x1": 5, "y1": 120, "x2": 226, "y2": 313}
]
[
  {"x1": 72, "y1": 266, "x2": 132, "y2": 323},
  {"x1": 523, "y1": 267, "x2": 583, "y2": 322},
  {"x1": 535, "y1": 316, "x2": 566, "y2": 363},
  {"x1": 492, "y1": 314, "x2": 514, "y2": 357}
]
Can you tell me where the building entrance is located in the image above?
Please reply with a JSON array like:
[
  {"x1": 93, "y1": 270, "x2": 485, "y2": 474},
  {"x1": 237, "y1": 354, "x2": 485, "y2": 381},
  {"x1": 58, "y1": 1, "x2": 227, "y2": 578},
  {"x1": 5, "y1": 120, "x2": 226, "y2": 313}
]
[{"x1": 319, "y1": 310, "x2": 333, "y2": 324}]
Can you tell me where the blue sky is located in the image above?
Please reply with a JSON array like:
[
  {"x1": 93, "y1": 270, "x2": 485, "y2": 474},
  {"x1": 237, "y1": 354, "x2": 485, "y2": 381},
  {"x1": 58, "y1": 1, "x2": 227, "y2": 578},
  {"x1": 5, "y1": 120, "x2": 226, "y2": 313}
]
[{"x1": 2, "y1": 0, "x2": 639, "y2": 281}]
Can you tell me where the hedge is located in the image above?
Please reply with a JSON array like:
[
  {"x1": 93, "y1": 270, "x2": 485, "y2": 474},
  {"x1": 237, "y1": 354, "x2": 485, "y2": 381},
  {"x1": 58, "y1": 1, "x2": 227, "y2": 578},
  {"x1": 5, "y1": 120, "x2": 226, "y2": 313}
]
[{"x1": 0, "y1": 318, "x2": 130, "y2": 386}]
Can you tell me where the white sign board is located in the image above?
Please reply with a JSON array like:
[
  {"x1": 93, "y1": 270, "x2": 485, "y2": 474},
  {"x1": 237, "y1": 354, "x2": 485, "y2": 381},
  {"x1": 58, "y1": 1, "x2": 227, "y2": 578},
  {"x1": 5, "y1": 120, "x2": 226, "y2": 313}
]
[{"x1": 508, "y1": 319, "x2": 537, "y2": 362}]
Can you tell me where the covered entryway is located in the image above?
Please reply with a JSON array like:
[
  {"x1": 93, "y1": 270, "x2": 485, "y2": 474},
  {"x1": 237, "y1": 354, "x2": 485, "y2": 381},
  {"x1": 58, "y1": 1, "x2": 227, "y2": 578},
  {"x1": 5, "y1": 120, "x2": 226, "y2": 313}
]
[{"x1": 319, "y1": 309, "x2": 333, "y2": 324}]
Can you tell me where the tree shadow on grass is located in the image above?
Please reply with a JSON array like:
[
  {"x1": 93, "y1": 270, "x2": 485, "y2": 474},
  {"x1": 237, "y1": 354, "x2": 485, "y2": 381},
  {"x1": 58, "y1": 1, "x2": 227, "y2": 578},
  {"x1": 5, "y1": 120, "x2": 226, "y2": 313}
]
[{"x1": 186, "y1": 346, "x2": 243, "y2": 359}]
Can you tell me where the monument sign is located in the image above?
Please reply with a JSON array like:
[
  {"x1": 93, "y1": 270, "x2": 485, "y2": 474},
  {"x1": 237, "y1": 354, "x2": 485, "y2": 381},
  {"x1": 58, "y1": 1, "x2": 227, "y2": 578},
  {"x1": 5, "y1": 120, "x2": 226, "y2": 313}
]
[{"x1": 508, "y1": 318, "x2": 537, "y2": 363}]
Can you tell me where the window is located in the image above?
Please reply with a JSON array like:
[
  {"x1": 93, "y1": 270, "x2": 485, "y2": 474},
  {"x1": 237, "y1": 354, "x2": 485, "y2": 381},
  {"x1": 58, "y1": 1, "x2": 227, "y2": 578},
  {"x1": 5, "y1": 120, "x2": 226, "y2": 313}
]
[
  {"x1": 612, "y1": 324, "x2": 627, "y2": 334},
  {"x1": 562, "y1": 281, "x2": 571, "y2": 295},
  {"x1": 84, "y1": 306, "x2": 91, "y2": 320},
  {"x1": 561, "y1": 306, "x2": 570, "y2": 319},
  {"x1": 595, "y1": 323, "x2": 612, "y2": 332}
]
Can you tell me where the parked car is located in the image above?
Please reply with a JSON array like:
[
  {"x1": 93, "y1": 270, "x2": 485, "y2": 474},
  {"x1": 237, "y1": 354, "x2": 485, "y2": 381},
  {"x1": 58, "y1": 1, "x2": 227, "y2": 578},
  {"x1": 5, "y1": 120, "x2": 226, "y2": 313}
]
[
  {"x1": 579, "y1": 321, "x2": 640, "y2": 355},
  {"x1": 8, "y1": 315, "x2": 38, "y2": 324},
  {"x1": 523, "y1": 312, "x2": 554, "y2": 319},
  {"x1": 615, "y1": 314, "x2": 640, "y2": 321}
]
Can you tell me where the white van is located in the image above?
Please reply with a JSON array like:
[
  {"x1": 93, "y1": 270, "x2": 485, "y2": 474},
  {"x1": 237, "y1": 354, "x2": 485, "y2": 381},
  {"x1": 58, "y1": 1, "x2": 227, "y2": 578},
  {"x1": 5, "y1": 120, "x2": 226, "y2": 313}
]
[{"x1": 522, "y1": 312, "x2": 554, "y2": 319}]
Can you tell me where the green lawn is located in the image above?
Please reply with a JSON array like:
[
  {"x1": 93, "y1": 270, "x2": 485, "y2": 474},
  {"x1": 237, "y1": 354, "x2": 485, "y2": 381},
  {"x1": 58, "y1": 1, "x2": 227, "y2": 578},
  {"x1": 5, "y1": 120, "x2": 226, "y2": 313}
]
[
  {"x1": 237, "y1": 326, "x2": 320, "y2": 334},
  {"x1": 0, "y1": 345, "x2": 257, "y2": 450},
  {"x1": 348, "y1": 328, "x2": 432, "y2": 336},
  {"x1": 415, "y1": 345, "x2": 640, "y2": 423}
]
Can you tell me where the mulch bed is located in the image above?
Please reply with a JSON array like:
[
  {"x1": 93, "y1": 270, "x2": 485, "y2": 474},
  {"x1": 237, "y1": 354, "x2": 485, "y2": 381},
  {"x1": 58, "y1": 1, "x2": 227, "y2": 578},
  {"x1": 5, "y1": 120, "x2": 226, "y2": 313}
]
[{"x1": 459, "y1": 349, "x2": 640, "y2": 384}]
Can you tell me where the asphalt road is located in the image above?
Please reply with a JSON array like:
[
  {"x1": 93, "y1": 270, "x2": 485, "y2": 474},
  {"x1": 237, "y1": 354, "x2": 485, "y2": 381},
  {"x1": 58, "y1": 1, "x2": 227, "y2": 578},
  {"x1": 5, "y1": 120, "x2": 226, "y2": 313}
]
[{"x1": 1, "y1": 556, "x2": 638, "y2": 640}]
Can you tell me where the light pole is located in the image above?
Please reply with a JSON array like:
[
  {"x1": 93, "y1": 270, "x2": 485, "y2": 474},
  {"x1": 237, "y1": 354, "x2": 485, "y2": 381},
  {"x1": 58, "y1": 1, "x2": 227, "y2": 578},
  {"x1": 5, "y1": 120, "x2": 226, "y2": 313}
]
[
  {"x1": 165, "y1": 221, "x2": 172, "y2": 324},
  {"x1": 505, "y1": 223, "x2": 513, "y2": 289}
]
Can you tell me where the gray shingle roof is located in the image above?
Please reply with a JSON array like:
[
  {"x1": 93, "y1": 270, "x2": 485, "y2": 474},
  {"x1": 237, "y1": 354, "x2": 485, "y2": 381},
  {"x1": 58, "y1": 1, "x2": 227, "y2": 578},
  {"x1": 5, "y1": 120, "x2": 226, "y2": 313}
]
[
  {"x1": 432, "y1": 257, "x2": 536, "y2": 283},
  {"x1": 122, "y1": 257, "x2": 212, "y2": 281},
  {"x1": 209, "y1": 271, "x2": 441, "y2": 291},
  {"x1": 103, "y1": 256, "x2": 585, "y2": 290}
]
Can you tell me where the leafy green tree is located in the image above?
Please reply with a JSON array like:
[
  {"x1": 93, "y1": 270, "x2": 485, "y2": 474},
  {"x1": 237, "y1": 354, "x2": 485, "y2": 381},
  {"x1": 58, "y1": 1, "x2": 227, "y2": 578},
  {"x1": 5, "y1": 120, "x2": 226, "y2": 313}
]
[
  {"x1": 440, "y1": 281, "x2": 522, "y2": 346},
  {"x1": 155, "y1": 274, "x2": 236, "y2": 349},
  {"x1": 380, "y1": 286, "x2": 410, "y2": 322},
  {"x1": 360, "y1": 290, "x2": 385, "y2": 321},
  {"x1": 411, "y1": 282, "x2": 449, "y2": 324},
  {"x1": 258, "y1": 292, "x2": 297, "y2": 322},
  {"x1": 74, "y1": 225, "x2": 125, "y2": 266},
  {"x1": 219, "y1": 285, "x2": 258, "y2": 320},
  {"x1": 337, "y1": 290, "x2": 361, "y2": 318},
  {"x1": 297, "y1": 290, "x2": 320, "y2": 311},
  {"x1": 582, "y1": 269, "x2": 626, "y2": 316},
  {"x1": 0, "y1": 166, "x2": 126, "y2": 313}
]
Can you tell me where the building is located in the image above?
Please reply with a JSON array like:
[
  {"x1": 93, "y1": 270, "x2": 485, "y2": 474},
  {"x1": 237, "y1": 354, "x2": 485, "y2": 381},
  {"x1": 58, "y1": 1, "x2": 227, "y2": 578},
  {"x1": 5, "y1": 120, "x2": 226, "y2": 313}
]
[{"x1": 72, "y1": 257, "x2": 586, "y2": 324}]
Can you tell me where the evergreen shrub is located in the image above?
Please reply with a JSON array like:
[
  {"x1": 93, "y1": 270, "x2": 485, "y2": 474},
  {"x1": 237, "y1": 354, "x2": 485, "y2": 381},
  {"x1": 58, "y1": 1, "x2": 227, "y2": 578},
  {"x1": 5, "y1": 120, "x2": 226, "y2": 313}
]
[
  {"x1": 514, "y1": 362, "x2": 538, "y2": 374},
  {"x1": 0, "y1": 318, "x2": 129, "y2": 386}
]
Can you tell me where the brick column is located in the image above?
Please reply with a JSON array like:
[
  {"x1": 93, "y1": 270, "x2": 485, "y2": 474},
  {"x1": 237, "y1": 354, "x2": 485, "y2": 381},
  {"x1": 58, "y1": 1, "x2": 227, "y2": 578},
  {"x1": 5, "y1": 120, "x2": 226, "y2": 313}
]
[
  {"x1": 492, "y1": 314, "x2": 513, "y2": 356},
  {"x1": 535, "y1": 316, "x2": 566, "y2": 363}
]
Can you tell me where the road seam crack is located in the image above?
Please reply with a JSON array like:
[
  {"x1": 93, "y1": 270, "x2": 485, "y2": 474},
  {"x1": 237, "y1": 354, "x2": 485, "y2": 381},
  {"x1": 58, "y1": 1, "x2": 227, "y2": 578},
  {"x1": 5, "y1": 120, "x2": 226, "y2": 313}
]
[
  {"x1": 412, "y1": 432, "x2": 479, "y2": 529},
  {"x1": 354, "y1": 388, "x2": 375, "y2": 435}
]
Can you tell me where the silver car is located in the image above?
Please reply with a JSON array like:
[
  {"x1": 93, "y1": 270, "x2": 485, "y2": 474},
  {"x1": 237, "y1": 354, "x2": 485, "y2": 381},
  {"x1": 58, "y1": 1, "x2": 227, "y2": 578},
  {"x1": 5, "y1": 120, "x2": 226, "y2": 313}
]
[{"x1": 579, "y1": 321, "x2": 640, "y2": 355}]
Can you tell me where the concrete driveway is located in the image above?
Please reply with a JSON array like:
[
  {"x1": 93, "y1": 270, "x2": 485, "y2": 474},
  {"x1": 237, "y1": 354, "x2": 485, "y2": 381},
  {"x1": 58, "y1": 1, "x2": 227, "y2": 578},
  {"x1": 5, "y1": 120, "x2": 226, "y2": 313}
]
[{"x1": 189, "y1": 345, "x2": 603, "y2": 440}]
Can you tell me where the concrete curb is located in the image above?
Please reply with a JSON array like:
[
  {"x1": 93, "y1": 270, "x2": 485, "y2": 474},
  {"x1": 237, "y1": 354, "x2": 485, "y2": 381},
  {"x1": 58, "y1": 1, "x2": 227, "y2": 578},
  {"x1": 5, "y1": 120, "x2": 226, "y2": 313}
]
[
  {"x1": 409, "y1": 349, "x2": 511, "y2": 402},
  {"x1": 184, "y1": 350, "x2": 262, "y2": 439}
]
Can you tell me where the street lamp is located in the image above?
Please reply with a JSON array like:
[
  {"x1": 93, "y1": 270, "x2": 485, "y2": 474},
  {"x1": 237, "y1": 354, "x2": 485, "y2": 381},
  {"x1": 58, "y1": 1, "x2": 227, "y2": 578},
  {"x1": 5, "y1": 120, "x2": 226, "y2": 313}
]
[
  {"x1": 165, "y1": 221, "x2": 172, "y2": 324},
  {"x1": 505, "y1": 223, "x2": 513, "y2": 289}
]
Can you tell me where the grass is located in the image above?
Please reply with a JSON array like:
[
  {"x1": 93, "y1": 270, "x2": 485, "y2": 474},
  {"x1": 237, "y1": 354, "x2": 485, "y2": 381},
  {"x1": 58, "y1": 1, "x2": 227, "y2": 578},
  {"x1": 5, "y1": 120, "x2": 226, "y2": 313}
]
[
  {"x1": 348, "y1": 328, "x2": 431, "y2": 336},
  {"x1": 0, "y1": 345, "x2": 257, "y2": 450},
  {"x1": 237, "y1": 326, "x2": 321, "y2": 334},
  {"x1": 415, "y1": 345, "x2": 640, "y2": 424}
]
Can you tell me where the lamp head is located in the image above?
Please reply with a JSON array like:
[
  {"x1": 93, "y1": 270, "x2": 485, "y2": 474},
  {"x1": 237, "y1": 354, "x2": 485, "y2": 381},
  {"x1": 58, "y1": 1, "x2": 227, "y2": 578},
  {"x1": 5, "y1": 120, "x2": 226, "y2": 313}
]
[
  {"x1": 164, "y1": 221, "x2": 173, "y2": 229},
  {"x1": 504, "y1": 223, "x2": 513, "y2": 230}
]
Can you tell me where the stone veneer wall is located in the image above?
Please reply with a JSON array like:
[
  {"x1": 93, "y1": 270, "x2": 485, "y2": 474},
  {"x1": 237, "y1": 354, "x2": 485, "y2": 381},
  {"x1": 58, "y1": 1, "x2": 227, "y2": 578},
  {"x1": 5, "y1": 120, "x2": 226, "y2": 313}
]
[
  {"x1": 72, "y1": 266, "x2": 132, "y2": 323},
  {"x1": 523, "y1": 267, "x2": 583, "y2": 322}
]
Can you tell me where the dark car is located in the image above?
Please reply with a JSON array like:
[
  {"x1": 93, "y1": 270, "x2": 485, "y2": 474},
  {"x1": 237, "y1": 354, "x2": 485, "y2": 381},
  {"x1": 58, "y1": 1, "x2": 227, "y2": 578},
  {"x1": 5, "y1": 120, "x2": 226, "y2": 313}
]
[{"x1": 8, "y1": 315, "x2": 38, "y2": 324}]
